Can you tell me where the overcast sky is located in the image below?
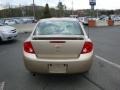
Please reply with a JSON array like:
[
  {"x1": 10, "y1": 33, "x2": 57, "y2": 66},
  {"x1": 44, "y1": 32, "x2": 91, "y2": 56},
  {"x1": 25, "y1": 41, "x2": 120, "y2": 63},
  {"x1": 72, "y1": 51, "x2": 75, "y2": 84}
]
[{"x1": 0, "y1": 0, "x2": 120, "y2": 10}]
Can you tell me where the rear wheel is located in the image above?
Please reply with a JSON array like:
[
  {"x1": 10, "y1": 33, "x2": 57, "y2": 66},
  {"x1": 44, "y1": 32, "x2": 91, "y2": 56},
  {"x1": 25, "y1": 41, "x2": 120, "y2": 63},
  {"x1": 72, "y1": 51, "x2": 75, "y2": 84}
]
[
  {"x1": 29, "y1": 72, "x2": 37, "y2": 76},
  {"x1": 32, "y1": 73, "x2": 36, "y2": 76}
]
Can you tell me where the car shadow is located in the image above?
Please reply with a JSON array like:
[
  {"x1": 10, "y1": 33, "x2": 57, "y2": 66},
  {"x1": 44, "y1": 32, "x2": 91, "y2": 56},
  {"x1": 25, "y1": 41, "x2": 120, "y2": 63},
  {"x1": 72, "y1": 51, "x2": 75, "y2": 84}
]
[
  {"x1": 0, "y1": 40, "x2": 18, "y2": 45},
  {"x1": 24, "y1": 73, "x2": 87, "y2": 89}
]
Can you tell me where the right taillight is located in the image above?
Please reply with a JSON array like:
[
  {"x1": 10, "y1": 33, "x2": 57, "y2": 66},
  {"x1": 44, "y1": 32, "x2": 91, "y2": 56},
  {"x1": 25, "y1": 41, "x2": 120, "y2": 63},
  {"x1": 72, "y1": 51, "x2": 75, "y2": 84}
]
[
  {"x1": 24, "y1": 41, "x2": 35, "y2": 54},
  {"x1": 81, "y1": 41, "x2": 93, "y2": 54}
]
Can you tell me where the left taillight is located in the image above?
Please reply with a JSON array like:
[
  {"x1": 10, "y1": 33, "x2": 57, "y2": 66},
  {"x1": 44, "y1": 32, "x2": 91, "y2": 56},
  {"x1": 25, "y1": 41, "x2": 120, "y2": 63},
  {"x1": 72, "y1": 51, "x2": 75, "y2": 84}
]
[
  {"x1": 24, "y1": 41, "x2": 35, "y2": 54},
  {"x1": 81, "y1": 41, "x2": 93, "y2": 54}
]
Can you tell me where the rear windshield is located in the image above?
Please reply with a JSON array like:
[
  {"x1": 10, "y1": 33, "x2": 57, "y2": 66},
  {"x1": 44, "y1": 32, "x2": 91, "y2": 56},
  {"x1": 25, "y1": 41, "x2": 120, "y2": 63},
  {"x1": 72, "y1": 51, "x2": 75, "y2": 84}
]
[{"x1": 34, "y1": 20, "x2": 83, "y2": 35}]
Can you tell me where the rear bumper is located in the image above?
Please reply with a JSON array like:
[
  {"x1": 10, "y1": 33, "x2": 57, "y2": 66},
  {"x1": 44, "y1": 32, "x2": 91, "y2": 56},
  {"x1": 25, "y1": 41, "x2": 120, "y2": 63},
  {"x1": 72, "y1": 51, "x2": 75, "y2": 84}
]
[{"x1": 23, "y1": 52, "x2": 93, "y2": 74}]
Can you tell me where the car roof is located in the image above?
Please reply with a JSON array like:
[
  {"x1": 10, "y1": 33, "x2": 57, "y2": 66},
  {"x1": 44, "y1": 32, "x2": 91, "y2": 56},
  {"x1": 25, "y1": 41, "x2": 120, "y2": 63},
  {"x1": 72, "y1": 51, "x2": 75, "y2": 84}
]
[{"x1": 39, "y1": 17, "x2": 79, "y2": 22}]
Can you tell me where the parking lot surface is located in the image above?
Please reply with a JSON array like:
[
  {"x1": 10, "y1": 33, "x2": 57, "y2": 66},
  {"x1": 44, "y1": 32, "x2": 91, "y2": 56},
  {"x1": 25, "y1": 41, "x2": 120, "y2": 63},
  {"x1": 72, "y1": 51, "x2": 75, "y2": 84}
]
[{"x1": 0, "y1": 24, "x2": 120, "y2": 90}]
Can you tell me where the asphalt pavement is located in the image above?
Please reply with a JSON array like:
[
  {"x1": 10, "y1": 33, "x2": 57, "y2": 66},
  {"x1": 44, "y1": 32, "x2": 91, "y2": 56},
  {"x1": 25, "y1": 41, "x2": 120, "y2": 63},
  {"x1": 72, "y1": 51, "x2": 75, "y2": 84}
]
[{"x1": 0, "y1": 25, "x2": 120, "y2": 90}]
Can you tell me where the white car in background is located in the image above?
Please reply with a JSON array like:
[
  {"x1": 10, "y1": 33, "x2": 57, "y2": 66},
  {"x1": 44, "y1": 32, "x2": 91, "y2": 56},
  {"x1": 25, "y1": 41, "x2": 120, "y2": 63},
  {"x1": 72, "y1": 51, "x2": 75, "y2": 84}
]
[
  {"x1": 14, "y1": 19, "x2": 24, "y2": 24},
  {"x1": 0, "y1": 24, "x2": 18, "y2": 42},
  {"x1": 5, "y1": 19, "x2": 16, "y2": 25},
  {"x1": 113, "y1": 16, "x2": 120, "y2": 21},
  {"x1": 78, "y1": 17, "x2": 88, "y2": 25}
]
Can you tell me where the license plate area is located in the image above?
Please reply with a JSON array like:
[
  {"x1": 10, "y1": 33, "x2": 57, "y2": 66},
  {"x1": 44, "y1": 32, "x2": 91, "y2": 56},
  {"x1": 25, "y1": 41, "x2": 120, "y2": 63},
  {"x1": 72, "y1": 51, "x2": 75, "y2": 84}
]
[{"x1": 48, "y1": 64, "x2": 67, "y2": 73}]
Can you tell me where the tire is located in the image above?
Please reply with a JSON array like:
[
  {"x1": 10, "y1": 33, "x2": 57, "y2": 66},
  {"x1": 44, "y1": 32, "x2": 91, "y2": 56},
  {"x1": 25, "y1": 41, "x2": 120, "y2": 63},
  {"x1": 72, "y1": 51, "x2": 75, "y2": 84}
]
[
  {"x1": 0, "y1": 37, "x2": 3, "y2": 44},
  {"x1": 30, "y1": 72, "x2": 37, "y2": 76},
  {"x1": 0, "y1": 37, "x2": 2, "y2": 42}
]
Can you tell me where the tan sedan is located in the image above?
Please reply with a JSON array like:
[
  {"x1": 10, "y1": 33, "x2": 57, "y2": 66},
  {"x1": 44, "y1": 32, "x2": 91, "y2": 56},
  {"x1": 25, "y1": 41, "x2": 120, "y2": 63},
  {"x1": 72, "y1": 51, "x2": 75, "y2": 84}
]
[{"x1": 23, "y1": 18, "x2": 94, "y2": 74}]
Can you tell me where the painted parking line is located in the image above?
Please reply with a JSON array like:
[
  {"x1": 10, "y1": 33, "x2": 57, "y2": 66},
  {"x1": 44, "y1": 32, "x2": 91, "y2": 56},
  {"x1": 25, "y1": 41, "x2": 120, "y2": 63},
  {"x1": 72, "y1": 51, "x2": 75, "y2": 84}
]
[
  {"x1": 95, "y1": 55, "x2": 120, "y2": 69},
  {"x1": 0, "y1": 82, "x2": 5, "y2": 90}
]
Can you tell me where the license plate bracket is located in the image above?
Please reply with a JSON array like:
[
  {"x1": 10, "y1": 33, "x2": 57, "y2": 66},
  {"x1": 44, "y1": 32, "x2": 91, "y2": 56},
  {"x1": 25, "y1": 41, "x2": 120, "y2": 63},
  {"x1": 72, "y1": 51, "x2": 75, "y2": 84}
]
[{"x1": 48, "y1": 64, "x2": 67, "y2": 73}]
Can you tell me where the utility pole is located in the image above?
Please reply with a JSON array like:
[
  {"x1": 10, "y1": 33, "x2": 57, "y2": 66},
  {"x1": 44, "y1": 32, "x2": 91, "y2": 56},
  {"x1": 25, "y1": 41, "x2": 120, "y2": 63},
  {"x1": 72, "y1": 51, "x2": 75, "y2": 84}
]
[
  {"x1": 72, "y1": 0, "x2": 73, "y2": 15},
  {"x1": 33, "y1": 0, "x2": 36, "y2": 19},
  {"x1": 20, "y1": 4, "x2": 25, "y2": 17},
  {"x1": 91, "y1": 5, "x2": 94, "y2": 18},
  {"x1": 97, "y1": 9, "x2": 99, "y2": 18}
]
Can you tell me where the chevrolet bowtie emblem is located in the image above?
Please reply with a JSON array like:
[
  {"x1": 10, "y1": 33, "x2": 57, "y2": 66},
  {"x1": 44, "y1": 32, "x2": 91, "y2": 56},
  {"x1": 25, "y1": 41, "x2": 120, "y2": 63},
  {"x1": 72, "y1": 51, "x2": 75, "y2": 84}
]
[{"x1": 54, "y1": 44, "x2": 62, "y2": 48}]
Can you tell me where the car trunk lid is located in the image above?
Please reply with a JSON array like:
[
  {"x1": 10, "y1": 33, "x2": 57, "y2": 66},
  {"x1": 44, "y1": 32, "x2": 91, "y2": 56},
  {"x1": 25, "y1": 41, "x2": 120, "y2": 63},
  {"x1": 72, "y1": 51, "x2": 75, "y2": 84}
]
[{"x1": 31, "y1": 35, "x2": 85, "y2": 59}]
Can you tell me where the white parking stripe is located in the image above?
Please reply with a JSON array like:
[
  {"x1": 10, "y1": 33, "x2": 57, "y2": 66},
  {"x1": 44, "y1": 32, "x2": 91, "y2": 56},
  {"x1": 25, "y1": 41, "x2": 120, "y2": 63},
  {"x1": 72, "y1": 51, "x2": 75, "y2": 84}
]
[
  {"x1": 95, "y1": 55, "x2": 120, "y2": 69},
  {"x1": 0, "y1": 82, "x2": 5, "y2": 90}
]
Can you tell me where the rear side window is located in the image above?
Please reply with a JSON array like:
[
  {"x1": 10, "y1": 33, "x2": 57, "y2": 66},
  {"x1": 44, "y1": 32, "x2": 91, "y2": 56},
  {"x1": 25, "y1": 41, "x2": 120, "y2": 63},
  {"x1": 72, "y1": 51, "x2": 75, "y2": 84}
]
[{"x1": 34, "y1": 20, "x2": 83, "y2": 35}]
